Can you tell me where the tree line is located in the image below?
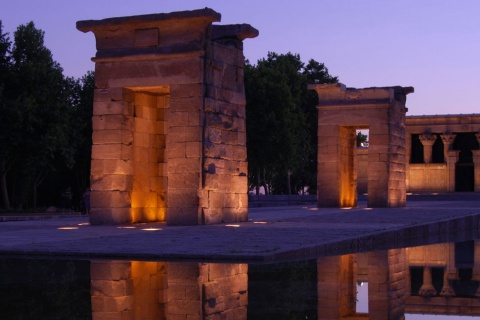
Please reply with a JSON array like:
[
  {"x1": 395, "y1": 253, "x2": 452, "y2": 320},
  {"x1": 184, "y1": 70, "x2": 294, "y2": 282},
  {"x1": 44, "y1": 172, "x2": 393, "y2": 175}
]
[
  {"x1": 0, "y1": 21, "x2": 93, "y2": 211},
  {"x1": 0, "y1": 21, "x2": 343, "y2": 211}
]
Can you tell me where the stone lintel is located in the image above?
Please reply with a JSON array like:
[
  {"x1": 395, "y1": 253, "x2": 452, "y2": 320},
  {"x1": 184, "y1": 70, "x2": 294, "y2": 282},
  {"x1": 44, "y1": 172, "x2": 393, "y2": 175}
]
[
  {"x1": 309, "y1": 83, "x2": 414, "y2": 104},
  {"x1": 76, "y1": 8, "x2": 221, "y2": 32},
  {"x1": 77, "y1": 8, "x2": 222, "y2": 60},
  {"x1": 212, "y1": 24, "x2": 259, "y2": 41},
  {"x1": 406, "y1": 114, "x2": 480, "y2": 127},
  {"x1": 317, "y1": 100, "x2": 392, "y2": 108}
]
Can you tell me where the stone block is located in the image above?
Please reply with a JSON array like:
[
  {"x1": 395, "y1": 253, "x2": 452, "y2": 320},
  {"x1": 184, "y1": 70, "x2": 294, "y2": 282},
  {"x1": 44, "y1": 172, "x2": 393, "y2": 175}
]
[
  {"x1": 170, "y1": 83, "x2": 203, "y2": 98},
  {"x1": 170, "y1": 97, "x2": 203, "y2": 113},
  {"x1": 208, "y1": 191, "x2": 225, "y2": 208},
  {"x1": 91, "y1": 261, "x2": 132, "y2": 280},
  {"x1": 167, "y1": 158, "x2": 201, "y2": 174},
  {"x1": 166, "y1": 207, "x2": 199, "y2": 225},
  {"x1": 212, "y1": 42, "x2": 244, "y2": 67},
  {"x1": 166, "y1": 142, "x2": 186, "y2": 159},
  {"x1": 91, "y1": 296, "x2": 134, "y2": 313},
  {"x1": 91, "y1": 190, "x2": 131, "y2": 208},
  {"x1": 90, "y1": 159, "x2": 133, "y2": 176},
  {"x1": 168, "y1": 172, "x2": 199, "y2": 189},
  {"x1": 203, "y1": 174, "x2": 247, "y2": 193},
  {"x1": 93, "y1": 129, "x2": 134, "y2": 145},
  {"x1": 168, "y1": 126, "x2": 201, "y2": 143},
  {"x1": 93, "y1": 100, "x2": 133, "y2": 117},
  {"x1": 167, "y1": 189, "x2": 199, "y2": 208},
  {"x1": 169, "y1": 111, "x2": 189, "y2": 127},
  {"x1": 91, "y1": 174, "x2": 133, "y2": 191},
  {"x1": 91, "y1": 279, "x2": 134, "y2": 297},
  {"x1": 206, "y1": 86, "x2": 245, "y2": 105}
]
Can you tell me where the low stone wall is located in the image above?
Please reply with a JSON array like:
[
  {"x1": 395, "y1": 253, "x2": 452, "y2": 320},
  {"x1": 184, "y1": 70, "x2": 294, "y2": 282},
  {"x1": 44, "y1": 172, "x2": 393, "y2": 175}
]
[{"x1": 248, "y1": 195, "x2": 317, "y2": 207}]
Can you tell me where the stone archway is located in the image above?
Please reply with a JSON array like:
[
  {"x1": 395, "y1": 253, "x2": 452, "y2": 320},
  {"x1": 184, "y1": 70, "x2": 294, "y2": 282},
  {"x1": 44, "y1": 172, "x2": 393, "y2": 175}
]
[
  {"x1": 77, "y1": 8, "x2": 258, "y2": 225},
  {"x1": 309, "y1": 83, "x2": 414, "y2": 208}
]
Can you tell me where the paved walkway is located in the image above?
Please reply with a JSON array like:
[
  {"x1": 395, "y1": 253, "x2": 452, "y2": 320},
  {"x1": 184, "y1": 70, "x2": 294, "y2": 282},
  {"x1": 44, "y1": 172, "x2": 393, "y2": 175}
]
[{"x1": 1, "y1": 196, "x2": 480, "y2": 262}]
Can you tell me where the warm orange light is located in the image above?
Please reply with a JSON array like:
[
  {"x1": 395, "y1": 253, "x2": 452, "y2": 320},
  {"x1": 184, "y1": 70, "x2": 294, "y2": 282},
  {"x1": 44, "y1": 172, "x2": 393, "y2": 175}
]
[
  {"x1": 58, "y1": 227, "x2": 78, "y2": 230},
  {"x1": 253, "y1": 221, "x2": 267, "y2": 224},
  {"x1": 78, "y1": 223, "x2": 90, "y2": 226},
  {"x1": 118, "y1": 226, "x2": 136, "y2": 229},
  {"x1": 226, "y1": 224, "x2": 241, "y2": 228}
]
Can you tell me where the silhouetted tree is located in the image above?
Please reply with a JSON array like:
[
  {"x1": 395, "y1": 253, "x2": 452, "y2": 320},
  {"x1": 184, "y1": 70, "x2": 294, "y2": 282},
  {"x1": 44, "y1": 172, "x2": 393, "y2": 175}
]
[
  {"x1": 0, "y1": 21, "x2": 94, "y2": 211},
  {"x1": 245, "y1": 52, "x2": 338, "y2": 195}
]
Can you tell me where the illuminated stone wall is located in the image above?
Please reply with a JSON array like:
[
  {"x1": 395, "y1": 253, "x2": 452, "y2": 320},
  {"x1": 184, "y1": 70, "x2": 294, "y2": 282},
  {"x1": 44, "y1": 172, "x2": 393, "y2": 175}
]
[
  {"x1": 309, "y1": 83, "x2": 413, "y2": 208},
  {"x1": 77, "y1": 9, "x2": 257, "y2": 225},
  {"x1": 357, "y1": 114, "x2": 480, "y2": 194}
]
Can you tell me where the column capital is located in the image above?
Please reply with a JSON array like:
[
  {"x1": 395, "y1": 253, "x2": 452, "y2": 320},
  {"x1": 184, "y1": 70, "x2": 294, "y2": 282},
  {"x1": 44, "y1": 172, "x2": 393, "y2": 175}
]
[
  {"x1": 419, "y1": 133, "x2": 437, "y2": 146},
  {"x1": 440, "y1": 133, "x2": 456, "y2": 145}
]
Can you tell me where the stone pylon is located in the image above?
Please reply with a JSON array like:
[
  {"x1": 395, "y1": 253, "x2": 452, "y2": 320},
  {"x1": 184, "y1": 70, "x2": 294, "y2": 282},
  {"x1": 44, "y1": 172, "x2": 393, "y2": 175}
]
[{"x1": 77, "y1": 9, "x2": 258, "y2": 225}]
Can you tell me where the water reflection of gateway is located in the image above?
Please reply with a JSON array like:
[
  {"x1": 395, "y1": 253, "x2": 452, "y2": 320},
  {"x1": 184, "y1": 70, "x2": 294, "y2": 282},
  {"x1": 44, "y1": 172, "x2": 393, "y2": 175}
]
[
  {"x1": 90, "y1": 261, "x2": 248, "y2": 319},
  {"x1": 90, "y1": 241, "x2": 480, "y2": 319}
]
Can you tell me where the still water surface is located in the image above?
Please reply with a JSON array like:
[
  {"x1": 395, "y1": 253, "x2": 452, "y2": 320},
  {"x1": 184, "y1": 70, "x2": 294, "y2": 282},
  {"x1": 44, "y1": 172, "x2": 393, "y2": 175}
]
[{"x1": 2, "y1": 238, "x2": 480, "y2": 319}]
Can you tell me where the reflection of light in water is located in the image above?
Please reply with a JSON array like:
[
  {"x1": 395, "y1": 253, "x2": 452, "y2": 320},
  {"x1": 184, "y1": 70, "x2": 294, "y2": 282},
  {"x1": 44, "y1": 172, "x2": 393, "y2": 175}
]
[
  {"x1": 77, "y1": 223, "x2": 90, "y2": 226},
  {"x1": 141, "y1": 228, "x2": 162, "y2": 231},
  {"x1": 308, "y1": 208, "x2": 318, "y2": 211},
  {"x1": 341, "y1": 207, "x2": 353, "y2": 210},
  {"x1": 363, "y1": 208, "x2": 373, "y2": 211},
  {"x1": 117, "y1": 226, "x2": 136, "y2": 229},
  {"x1": 253, "y1": 221, "x2": 267, "y2": 224},
  {"x1": 226, "y1": 224, "x2": 240, "y2": 228},
  {"x1": 58, "y1": 227, "x2": 78, "y2": 230}
]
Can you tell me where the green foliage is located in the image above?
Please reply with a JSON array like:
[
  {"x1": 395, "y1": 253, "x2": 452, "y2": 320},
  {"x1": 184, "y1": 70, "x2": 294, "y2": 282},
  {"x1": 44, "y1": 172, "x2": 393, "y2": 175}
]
[
  {"x1": 245, "y1": 52, "x2": 338, "y2": 195},
  {"x1": 356, "y1": 131, "x2": 368, "y2": 147},
  {"x1": 0, "y1": 21, "x2": 94, "y2": 211}
]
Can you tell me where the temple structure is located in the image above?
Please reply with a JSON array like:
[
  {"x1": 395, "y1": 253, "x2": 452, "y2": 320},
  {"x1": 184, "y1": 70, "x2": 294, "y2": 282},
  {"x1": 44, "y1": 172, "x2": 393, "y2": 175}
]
[
  {"x1": 77, "y1": 8, "x2": 257, "y2": 225},
  {"x1": 358, "y1": 114, "x2": 480, "y2": 194},
  {"x1": 308, "y1": 83, "x2": 414, "y2": 208}
]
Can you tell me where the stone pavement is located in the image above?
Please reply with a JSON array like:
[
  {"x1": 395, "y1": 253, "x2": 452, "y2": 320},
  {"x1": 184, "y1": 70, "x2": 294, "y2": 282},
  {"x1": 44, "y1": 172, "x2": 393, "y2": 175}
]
[{"x1": 1, "y1": 196, "x2": 480, "y2": 263}]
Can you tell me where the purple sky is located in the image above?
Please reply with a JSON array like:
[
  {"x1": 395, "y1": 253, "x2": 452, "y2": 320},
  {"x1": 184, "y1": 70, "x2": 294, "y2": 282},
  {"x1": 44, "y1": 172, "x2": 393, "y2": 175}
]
[{"x1": 2, "y1": 0, "x2": 480, "y2": 116}]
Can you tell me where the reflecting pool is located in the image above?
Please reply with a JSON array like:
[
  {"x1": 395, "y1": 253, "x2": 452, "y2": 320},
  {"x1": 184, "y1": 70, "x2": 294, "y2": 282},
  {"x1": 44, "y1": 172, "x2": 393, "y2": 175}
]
[{"x1": 2, "y1": 239, "x2": 480, "y2": 319}]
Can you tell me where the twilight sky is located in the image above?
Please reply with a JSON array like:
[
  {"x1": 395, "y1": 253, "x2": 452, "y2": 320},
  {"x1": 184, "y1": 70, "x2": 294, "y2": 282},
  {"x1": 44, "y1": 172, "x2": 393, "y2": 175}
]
[{"x1": 2, "y1": 0, "x2": 480, "y2": 116}]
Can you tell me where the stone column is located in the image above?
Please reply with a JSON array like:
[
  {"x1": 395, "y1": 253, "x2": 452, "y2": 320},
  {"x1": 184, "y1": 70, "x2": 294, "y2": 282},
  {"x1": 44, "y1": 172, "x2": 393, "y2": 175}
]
[
  {"x1": 418, "y1": 267, "x2": 436, "y2": 297},
  {"x1": 440, "y1": 133, "x2": 456, "y2": 163},
  {"x1": 439, "y1": 268, "x2": 455, "y2": 297},
  {"x1": 447, "y1": 150, "x2": 460, "y2": 192},
  {"x1": 419, "y1": 133, "x2": 437, "y2": 164}
]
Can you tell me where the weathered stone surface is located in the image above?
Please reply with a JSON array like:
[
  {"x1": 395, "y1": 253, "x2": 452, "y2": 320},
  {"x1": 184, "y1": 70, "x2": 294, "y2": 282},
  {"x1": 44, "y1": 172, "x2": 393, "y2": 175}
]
[
  {"x1": 79, "y1": 9, "x2": 256, "y2": 225},
  {"x1": 310, "y1": 83, "x2": 412, "y2": 208}
]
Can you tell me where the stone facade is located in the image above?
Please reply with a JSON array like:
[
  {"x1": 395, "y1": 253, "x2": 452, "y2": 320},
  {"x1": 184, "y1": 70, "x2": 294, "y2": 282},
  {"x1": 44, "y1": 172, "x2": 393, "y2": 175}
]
[
  {"x1": 309, "y1": 83, "x2": 413, "y2": 208},
  {"x1": 406, "y1": 114, "x2": 480, "y2": 193},
  {"x1": 77, "y1": 9, "x2": 257, "y2": 225},
  {"x1": 358, "y1": 114, "x2": 480, "y2": 194}
]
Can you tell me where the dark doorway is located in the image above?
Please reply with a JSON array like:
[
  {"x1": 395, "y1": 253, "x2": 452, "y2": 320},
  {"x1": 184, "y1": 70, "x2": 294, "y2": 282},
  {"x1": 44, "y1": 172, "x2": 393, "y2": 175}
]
[{"x1": 454, "y1": 133, "x2": 477, "y2": 192}]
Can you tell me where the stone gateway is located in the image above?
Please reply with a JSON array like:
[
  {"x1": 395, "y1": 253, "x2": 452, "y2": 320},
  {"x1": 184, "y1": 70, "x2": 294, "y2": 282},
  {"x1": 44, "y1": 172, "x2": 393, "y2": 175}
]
[{"x1": 77, "y1": 8, "x2": 258, "y2": 225}]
